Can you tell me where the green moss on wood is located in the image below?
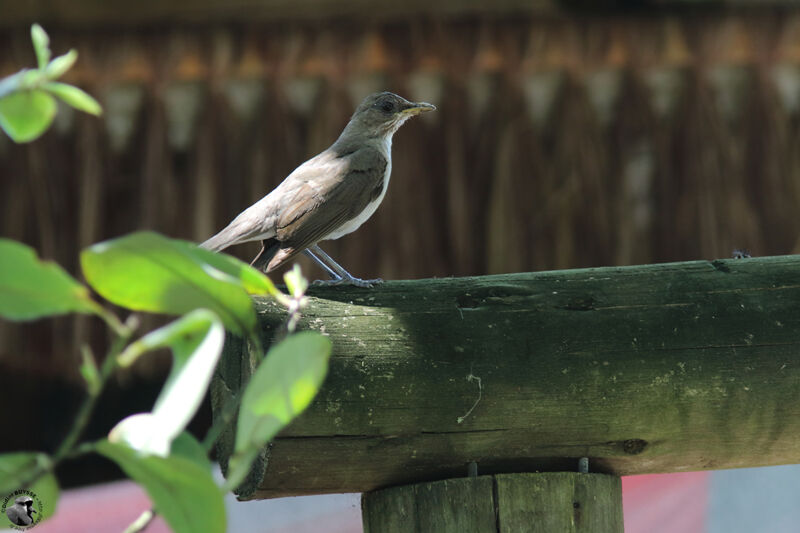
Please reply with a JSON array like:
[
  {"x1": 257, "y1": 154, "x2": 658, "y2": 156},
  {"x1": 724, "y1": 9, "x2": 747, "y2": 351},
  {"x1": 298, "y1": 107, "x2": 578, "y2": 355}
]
[{"x1": 215, "y1": 256, "x2": 800, "y2": 498}]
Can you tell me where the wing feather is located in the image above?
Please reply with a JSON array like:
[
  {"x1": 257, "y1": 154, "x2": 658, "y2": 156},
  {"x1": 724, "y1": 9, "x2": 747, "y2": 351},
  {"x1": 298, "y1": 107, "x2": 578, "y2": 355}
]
[{"x1": 265, "y1": 149, "x2": 387, "y2": 271}]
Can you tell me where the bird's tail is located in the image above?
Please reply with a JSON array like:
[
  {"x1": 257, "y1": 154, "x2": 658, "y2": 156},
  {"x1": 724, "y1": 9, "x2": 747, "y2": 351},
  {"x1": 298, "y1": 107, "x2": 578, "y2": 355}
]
[
  {"x1": 250, "y1": 238, "x2": 281, "y2": 272},
  {"x1": 200, "y1": 233, "x2": 228, "y2": 251},
  {"x1": 200, "y1": 196, "x2": 275, "y2": 252},
  {"x1": 200, "y1": 223, "x2": 245, "y2": 252}
]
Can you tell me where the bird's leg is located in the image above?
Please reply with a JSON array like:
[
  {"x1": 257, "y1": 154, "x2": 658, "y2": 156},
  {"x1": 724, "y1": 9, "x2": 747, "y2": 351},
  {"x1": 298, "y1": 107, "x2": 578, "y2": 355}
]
[
  {"x1": 250, "y1": 241, "x2": 270, "y2": 272},
  {"x1": 308, "y1": 244, "x2": 383, "y2": 288},
  {"x1": 303, "y1": 249, "x2": 341, "y2": 281}
]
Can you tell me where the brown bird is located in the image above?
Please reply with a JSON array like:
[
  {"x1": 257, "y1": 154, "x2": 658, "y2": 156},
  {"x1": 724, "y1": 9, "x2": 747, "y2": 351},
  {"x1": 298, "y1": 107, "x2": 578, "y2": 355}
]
[{"x1": 201, "y1": 92, "x2": 435, "y2": 287}]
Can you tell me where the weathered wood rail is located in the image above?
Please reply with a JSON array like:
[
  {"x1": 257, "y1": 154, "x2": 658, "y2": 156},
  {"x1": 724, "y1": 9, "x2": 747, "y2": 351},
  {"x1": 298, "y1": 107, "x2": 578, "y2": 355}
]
[{"x1": 213, "y1": 255, "x2": 800, "y2": 500}]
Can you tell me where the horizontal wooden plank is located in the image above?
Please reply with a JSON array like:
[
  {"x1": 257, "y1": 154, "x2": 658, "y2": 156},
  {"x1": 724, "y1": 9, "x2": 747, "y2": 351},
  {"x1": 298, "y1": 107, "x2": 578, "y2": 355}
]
[
  {"x1": 0, "y1": 0, "x2": 796, "y2": 27},
  {"x1": 213, "y1": 255, "x2": 800, "y2": 498},
  {"x1": 2, "y1": 0, "x2": 552, "y2": 28}
]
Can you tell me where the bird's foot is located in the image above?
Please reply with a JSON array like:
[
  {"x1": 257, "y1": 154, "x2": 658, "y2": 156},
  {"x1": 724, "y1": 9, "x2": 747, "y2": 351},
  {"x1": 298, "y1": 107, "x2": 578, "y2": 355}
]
[
  {"x1": 312, "y1": 277, "x2": 383, "y2": 288},
  {"x1": 349, "y1": 277, "x2": 383, "y2": 288}
]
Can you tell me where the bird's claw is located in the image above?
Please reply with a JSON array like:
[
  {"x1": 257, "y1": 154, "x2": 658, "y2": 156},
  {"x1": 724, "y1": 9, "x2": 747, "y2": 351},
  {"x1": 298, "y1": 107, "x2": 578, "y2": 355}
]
[
  {"x1": 351, "y1": 277, "x2": 383, "y2": 288},
  {"x1": 312, "y1": 277, "x2": 383, "y2": 288}
]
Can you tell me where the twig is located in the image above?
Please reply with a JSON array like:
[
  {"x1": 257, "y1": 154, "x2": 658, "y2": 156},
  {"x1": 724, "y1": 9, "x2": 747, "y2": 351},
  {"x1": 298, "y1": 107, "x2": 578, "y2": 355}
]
[
  {"x1": 123, "y1": 508, "x2": 156, "y2": 533},
  {"x1": 457, "y1": 373, "x2": 482, "y2": 424}
]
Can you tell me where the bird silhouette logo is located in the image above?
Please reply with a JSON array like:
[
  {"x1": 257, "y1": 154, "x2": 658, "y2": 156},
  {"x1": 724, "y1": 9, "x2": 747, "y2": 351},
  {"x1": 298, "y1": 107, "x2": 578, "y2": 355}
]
[{"x1": 2, "y1": 491, "x2": 43, "y2": 530}]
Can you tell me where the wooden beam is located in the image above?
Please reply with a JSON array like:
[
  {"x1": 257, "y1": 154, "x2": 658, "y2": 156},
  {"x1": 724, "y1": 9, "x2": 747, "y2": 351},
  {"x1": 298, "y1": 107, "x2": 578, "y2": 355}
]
[
  {"x1": 1, "y1": 0, "x2": 797, "y2": 28},
  {"x1": 362, "y1": 473, "x2": 623, "y2": 532},
  {"x1": 214, "y1": 255, "x2": 800, "y2": 499},
  {"x1": 1, "y1": 0, "x2": 555, "y2": 28}
]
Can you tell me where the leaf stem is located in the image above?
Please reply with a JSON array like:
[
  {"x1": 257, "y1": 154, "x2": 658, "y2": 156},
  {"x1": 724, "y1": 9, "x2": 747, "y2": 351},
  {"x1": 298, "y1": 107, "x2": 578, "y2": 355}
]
[
  {"x1": 93, "y1": 304, "x2": 132, "y2": 338},
  {"x1": 52, "y1": 320, "x2": 134, "y2": 462},
  {"x1": 16, "y1": 314, "x2": 136, "y2": 489},
  {"x1": 0, "y1": 71, "x2": 25, "y2": 100},
  {"x1": 63, "y1": 441, "x2": 97, "y2": 461},
  {"x1": 123, "y1": 508, "x2": 156, "y2": 533}
]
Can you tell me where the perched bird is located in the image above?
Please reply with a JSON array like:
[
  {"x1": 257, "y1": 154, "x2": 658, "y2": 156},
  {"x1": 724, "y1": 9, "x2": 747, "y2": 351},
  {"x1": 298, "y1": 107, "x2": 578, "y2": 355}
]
[{"x1": 201, "y1": 92, "x2": 435, "y2": 287}]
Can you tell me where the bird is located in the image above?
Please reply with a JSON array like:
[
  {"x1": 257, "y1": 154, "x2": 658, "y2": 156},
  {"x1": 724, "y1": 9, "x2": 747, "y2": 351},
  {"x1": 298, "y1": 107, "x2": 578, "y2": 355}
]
[
  {"x1": 201, "y1": 91, "x2": 435, "y2": 287},
  {"x1": 6, "y1": 496, "x2": 36, "y2": 526}
]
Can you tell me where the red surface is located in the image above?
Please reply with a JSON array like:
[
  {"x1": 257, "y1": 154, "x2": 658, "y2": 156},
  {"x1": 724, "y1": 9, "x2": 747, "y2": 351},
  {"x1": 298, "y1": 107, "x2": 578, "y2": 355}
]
[
  {"x1": 32, "y1": 472, "x2": 710, "y2": 532},
  {"x1": 623, "y1": 472, "x2": 710, "y2": 533},
  {"x1": 34, "y1": 480, "x2": 170, "y2": 533}
]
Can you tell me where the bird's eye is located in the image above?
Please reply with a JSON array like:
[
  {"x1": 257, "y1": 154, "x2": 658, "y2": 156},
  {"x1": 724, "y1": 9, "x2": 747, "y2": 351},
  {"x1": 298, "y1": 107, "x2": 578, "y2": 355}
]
[{"x1": 379, "y1": 100, "x2": 394, "y2": 113}]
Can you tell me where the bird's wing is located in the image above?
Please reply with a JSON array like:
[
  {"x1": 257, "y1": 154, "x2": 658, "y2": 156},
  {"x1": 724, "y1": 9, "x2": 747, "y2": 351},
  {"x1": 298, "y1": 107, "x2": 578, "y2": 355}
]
[
  {"x1": 200, "y1": 150, "x2": 342, "y2": 251},
  {"x1": 265, "y1": 147, "x2": 387, "y2": 271}
]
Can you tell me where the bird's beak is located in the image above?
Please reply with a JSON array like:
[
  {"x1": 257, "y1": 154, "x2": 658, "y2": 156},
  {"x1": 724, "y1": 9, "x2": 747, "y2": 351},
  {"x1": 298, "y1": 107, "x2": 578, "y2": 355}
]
[{"x1": 402, "y1": 102, "x2": 436, "y2": 116}]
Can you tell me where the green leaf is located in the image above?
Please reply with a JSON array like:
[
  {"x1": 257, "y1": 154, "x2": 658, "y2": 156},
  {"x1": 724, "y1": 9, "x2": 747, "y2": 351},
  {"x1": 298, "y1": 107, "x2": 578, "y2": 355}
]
[
  {"x1": 45, "y1": 50, "x2": 78, "y2": 80},
  {"x1": 228, "y1": 331, "x2": 331, "y2": 489},
  {"x1": 189, "y1": 244, "x2": 284, "y2": 300},
  {"x1": 0, "y1": 90, "x2": 57, "y2": 142},
  {"x1": 80, "y1": 231, "x2": 257, "y2": 334},
  {"x1": 96, "y1": 440, "x2": 225, "y2": 533},
  {"x1": 79, "y1": 345, "x2": 101, "y2": 395},
  {"x1": 43, "y1": 82, "x2": 101, "y2": 116},
  {"x1": 0, "y1": 239, "x2": 100, "y2": 320},
  {"x1": 110, "y1": 310, "x2": 224, "y2": 456},
  {"x1": 169, "y1": 432, "x2": 210, "y2": 469},
  {"x1": 0, "y1": 452, "x2": 60, "y2": 525},
  {"x1": 283, "y1": 264, "x2": 308, "y2": 299},
  {"x1": 31, "y1": 24, "x2": 50, "y2": 70}
]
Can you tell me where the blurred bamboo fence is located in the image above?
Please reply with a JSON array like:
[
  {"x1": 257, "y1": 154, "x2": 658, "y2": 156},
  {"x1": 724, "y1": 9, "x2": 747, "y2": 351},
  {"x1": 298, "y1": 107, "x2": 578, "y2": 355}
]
[{"x1": 2, "y1": 12, "x2": 800, "y2": 376}]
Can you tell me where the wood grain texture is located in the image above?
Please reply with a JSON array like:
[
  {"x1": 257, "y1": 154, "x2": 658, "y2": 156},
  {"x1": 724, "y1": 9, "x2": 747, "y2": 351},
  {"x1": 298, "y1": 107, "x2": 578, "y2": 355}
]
[
  {"x1": 212, "y1": 255, "x2": 800, "y2": 498},
  {"x1": 495, "y1": 473, "x2": 622, "y2": 532},
  {"x1": 362, "y1": 476, "x2": 497, "y2": 533},
  {"x1": 361, "y1": 473, "x2": 622, "y2": 532}
]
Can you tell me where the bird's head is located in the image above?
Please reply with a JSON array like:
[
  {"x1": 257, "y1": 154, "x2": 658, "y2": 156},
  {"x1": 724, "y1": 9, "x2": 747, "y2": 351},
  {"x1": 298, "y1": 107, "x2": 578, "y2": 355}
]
[
  {"x1": 15, "y1": 496, "x2": 35, "y2": 515},
  {"x1": 345, "y1": 92, "x2": 435, "y2": 139}
]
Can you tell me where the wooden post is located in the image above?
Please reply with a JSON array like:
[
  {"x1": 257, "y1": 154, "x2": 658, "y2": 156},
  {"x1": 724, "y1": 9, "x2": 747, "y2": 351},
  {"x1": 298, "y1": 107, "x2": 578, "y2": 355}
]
[
  {"x1": 212, "y1": 255, "x2": 800, "y2": 499},
  {"x1": 362, "y1": 473, "x2": 623, "y2": 533}
]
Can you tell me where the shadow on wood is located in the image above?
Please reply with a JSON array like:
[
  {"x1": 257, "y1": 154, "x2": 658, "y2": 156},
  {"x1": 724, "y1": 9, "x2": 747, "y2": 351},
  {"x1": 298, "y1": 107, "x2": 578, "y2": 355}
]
[{"x1": 213, "y1": 255, "x2": 800, "y2": 499}]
